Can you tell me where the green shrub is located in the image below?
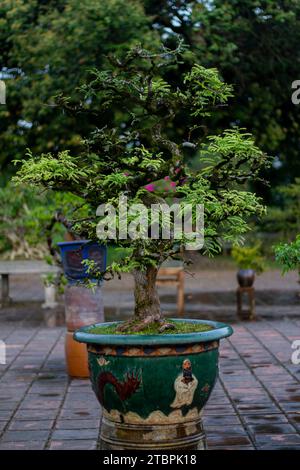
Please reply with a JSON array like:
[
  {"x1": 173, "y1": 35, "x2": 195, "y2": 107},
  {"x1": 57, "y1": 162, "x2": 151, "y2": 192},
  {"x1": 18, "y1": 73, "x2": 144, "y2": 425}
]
[
  {"x1": 274, "y1": 236, "x2": 300, "y2": 274},
  {"x1": 231, "y1": 244, "x2": 266, "y2": 274}
]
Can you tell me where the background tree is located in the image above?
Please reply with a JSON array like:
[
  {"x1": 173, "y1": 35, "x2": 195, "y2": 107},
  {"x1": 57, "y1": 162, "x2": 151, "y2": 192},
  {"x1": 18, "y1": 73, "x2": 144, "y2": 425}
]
[
  {"x1": 258, "y1": 177, "x2": 300, "y2": 250},
  {"x1": 14, "y1": 45, "x2": 268, "y2": 331},
  {"x1": 145, "y1": 0, "x2": 300, "y2": 197},
  {"x1": 0, "y1": 0, "x2": 157, "y2": 179},
  {"x1": 0, "y1": 182, "x2": 87, "y2": 259}
]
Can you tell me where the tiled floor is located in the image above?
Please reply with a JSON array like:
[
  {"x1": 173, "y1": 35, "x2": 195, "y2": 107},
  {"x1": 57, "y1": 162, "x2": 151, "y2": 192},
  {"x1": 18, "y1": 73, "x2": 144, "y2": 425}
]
[{"x1": 0, "y1": 314, "x2": 300, "y2": 450}]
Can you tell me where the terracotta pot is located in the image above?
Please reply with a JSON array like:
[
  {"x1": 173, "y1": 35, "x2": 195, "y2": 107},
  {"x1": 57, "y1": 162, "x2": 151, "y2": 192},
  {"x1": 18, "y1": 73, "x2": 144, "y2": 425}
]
[
  {"x1": 74, "y1": 319, "x2": 233, "y2": 450},
  {"x1": 65, "y1": 331, "x2": 89, "y2": 378},
  {"x1": 237, "y1": 269, "x2": 255, "y2": 287}
]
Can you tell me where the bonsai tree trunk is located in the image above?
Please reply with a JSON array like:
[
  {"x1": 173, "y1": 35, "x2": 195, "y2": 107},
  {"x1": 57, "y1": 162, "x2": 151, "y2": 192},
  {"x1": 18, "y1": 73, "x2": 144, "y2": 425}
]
[
  {"x1": 117, "y1": 265, "x2": 171, "y2": 332},
  {"x1": 133, "y1": 266, "x2": 161, "y2": 323}
]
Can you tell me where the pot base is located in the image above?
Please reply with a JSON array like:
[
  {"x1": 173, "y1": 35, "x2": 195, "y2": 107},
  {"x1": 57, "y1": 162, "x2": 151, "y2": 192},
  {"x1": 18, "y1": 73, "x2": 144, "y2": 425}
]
[{"x1": 99, "y1": 415, "x2": 207, "y2": 450}]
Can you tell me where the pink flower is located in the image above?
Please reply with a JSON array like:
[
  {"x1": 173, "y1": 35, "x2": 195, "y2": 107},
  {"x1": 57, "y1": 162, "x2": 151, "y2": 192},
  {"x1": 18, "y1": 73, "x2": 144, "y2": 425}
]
[
  {"x1": 170, "y1": 182, "x2": 176, "y2": 188},
  {"x1": 164, "y1": 176, "x2": 170, "y2": 181},
  {"x1": 145, "y1": 183, "x2": 155, "y2": 192}
]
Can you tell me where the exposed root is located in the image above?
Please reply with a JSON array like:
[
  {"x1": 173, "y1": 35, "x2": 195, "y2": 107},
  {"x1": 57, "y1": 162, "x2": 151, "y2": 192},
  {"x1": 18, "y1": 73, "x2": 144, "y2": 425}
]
[
  {"x1": 116, "y1": 317, "x2": 154, "y2": 333},
  {"x1": 158, "y1": 322, "x2": 176, "y2": 333},
  {"x1": 116, "y1": 320, "x2": 136, "y2": 333},
  {"x1": 116, "y1": 318, "x2": 177, "y2": 334}
]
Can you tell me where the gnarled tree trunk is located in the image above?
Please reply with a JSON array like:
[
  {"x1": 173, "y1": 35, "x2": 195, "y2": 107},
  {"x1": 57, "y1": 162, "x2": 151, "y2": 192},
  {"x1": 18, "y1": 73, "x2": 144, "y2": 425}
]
[{"x1": 133, "y1": 266, "x2": 162, "y2": 323}]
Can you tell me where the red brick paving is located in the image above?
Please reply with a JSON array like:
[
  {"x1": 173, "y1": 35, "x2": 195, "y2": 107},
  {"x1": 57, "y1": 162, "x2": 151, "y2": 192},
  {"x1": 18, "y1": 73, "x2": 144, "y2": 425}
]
[
  {"x1": 0, "y1": 317, "x2": 299, "y2": 450},
  {"x1": 0, "y1": 272, "x2": 300, "y2": 450}
]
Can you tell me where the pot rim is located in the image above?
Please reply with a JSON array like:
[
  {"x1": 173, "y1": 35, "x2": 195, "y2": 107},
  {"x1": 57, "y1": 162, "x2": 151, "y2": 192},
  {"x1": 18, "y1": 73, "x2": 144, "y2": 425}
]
[
  {"x1": 73, "y1": 319, "x2": 233, "y2": 346},
  {"x1": 237, "y1": 268, "x2": 255, "y2": 273}
]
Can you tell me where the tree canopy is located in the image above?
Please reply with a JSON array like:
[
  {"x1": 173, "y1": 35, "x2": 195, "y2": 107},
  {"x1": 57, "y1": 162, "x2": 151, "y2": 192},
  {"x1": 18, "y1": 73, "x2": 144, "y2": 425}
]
[{"x1": 14, "y1": 45, "x2": 268, "y2": 329}]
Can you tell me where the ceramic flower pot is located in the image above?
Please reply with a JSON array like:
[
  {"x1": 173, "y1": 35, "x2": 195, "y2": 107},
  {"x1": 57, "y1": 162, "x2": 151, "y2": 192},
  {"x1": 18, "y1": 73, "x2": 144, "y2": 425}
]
[
  {"x1": 57, "y1": 240, "x2": 107, "y2": 284},
  {"x1": 237, "y1": 269, "x2": 255, "y2": 288},
  {"x1": 74, "y1": 319, "x2": 233, "y2": 450},
  {"x1": 65, "y1": 331, "x2": 90, "y2": 378}
]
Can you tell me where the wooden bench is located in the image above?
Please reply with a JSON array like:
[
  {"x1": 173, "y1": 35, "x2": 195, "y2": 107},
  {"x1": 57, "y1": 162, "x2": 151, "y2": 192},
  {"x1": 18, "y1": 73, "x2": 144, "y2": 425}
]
[
  {"x1": 0, "y1": 261, "x2": 61, "y2": 308},
  {"x1": 156, "y1": 266, "x2": 185, "y2": 316}
]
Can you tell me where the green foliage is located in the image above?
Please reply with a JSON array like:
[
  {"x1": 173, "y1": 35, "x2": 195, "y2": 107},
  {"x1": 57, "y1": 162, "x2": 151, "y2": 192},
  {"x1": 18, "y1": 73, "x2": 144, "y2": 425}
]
[
  {"x1": 274, "y1": 236, "x2": 300, "y2": 274},
  {"x1": 182, "y1": 65, "x2": 233, "y2": 116},
  {"x1": 0, "y1": 183, "x2": 49, "y2": 258},
  {"x1": 0, "y1": 0, "x2": 157, "y2": 177},
  {"x1": 260, "y1": 177, "x2": 300, "y2": 239},
  {"x1": 42, "y1": 272, "x2": 67, "y2": 291},
  {"x1": 14, "y1": 45, "x2": 268, "y2": 278},
  {"x1": 0, "y1": 181, "x2": 88, "y2": 259},
  {"x1": 15, "y1": 150, "x2": 95, "y2": 185},
  {"x1": 231, "y1": 244, "x2": 266, "y2": 274},
  {"x1": 1, "y1": 0, "x2": 299, "y2": 196},
  {"x1": 146, "y1": 0, "x2": 300, "y2": 191}
]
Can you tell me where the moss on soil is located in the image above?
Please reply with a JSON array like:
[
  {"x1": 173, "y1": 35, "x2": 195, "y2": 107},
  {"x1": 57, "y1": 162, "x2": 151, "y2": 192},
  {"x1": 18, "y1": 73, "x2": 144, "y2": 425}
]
[{"x1": 88, "y1": 320, "x2": 214, "y2": 336}]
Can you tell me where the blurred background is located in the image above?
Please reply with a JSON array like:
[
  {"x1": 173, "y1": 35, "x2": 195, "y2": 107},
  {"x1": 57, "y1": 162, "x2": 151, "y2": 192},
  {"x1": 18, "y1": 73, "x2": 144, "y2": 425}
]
[{"x1": 1, "y1": 4, "x2": 300, "y2": 452}]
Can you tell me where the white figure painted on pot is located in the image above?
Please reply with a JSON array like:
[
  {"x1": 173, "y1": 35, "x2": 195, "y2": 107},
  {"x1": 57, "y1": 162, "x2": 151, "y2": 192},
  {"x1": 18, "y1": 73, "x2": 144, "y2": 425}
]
[{"x1": 171, "y1": 359, "x2": 198, "y2": 409}]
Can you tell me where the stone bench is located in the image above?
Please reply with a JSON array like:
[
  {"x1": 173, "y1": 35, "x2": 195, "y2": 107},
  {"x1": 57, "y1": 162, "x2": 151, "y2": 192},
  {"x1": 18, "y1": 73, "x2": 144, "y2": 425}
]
[{"x1": 0, "y1": 260, "x2": 61, "y2": 309}]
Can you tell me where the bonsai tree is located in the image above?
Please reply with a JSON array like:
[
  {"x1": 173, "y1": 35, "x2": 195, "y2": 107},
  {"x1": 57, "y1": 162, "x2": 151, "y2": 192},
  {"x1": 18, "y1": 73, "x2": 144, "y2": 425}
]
[
  {"x1": 231, "y1": 244, "x2": 266, "y2": 275},
  {"x1": 14, "y1": 44, "x2": 269, "y2": 332},
  {"x1": 274, "y1": 235, "x2": 300, "y2": 276}
]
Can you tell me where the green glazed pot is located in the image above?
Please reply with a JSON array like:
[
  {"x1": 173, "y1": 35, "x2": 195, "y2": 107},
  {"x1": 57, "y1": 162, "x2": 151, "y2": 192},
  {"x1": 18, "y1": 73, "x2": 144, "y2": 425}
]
[{"x1": 74, "y1": 319, "x2": 233, "y2": 450}]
